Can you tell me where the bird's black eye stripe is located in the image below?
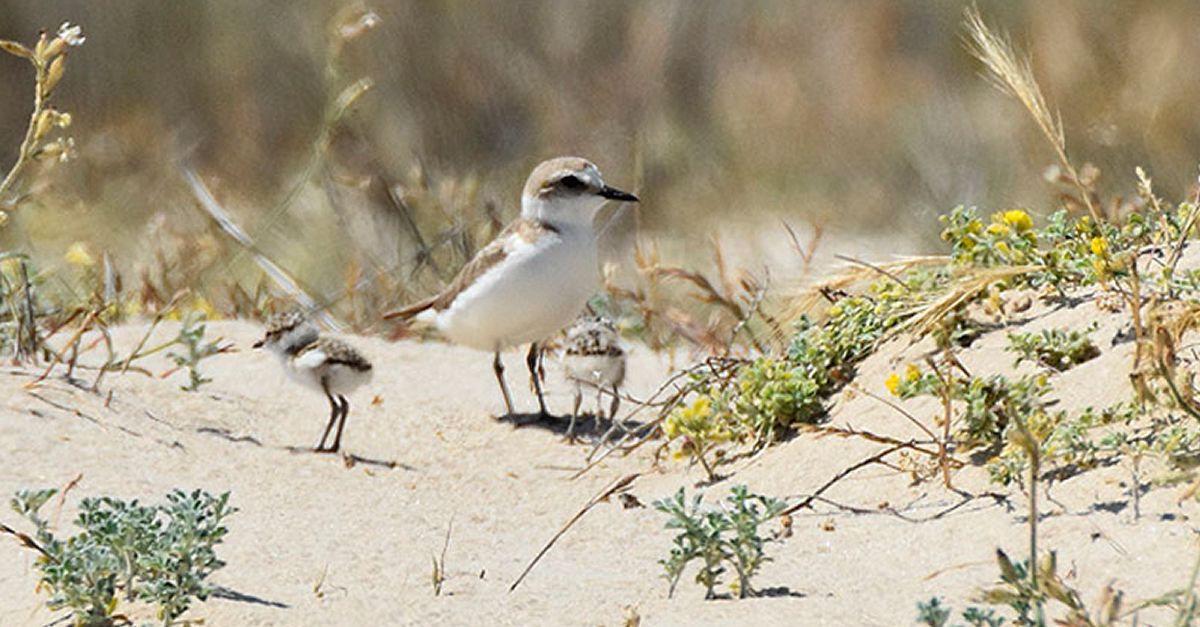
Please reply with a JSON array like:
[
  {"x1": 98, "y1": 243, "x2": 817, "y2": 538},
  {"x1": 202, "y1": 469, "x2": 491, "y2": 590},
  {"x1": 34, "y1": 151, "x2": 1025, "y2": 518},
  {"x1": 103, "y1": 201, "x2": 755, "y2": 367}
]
[{"x1": 559, "y1": 175, "x2": 585, "y2": 190}]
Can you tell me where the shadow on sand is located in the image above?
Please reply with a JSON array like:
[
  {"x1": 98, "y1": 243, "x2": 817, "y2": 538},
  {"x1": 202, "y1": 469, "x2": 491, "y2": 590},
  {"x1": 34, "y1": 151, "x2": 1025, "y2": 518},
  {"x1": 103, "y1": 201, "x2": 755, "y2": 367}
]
[{"x1": 495, "y1": 411, "x2": 649, "y2": 440}]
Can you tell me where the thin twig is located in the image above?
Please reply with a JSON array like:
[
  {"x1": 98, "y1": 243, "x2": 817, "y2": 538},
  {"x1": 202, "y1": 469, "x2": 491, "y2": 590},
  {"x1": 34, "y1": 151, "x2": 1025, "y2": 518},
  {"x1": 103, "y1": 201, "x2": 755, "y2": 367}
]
[
  {"x1": 509, "y1": 473, "x2": 640, "y2": 592},
  {"x1": 780, "y1": 444, "x2": 908, "y2": 517},
  {"x1": 850, "y1": 383, "x2": 938, "y2": 441},
  {"x1": 121, "y1": 290, "x2": 187, "y2": 375},
  {"x1": 0, "y1": 521, "x2": 54, "y2": 561},
  {"x1": 27, "y1": 308, "x2": 97, "y2": 387},
  {"x1": 834, "y1": 254, "x2": 911, "y2": 291}
]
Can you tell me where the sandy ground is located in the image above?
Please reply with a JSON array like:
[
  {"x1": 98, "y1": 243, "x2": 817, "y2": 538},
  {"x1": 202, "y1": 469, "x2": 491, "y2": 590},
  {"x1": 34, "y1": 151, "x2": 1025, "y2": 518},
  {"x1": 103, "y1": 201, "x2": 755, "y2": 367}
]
[{"x1": 1, "y1": 306, "x2": 1197, "y2": 626}]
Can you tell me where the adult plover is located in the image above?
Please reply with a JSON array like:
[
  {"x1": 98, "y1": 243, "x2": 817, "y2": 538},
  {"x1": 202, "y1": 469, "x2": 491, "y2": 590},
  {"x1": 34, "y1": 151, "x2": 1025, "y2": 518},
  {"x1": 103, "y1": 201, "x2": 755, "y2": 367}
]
[
  {"x1": 384, "y1": 157, "x2": 638, "y2": 416},
  {"x1": 253, "y1": 312, "x2": 373, "y2": 453},
  {"x1": 562, "y1": 314, "x2": 626, "y2": 440}
]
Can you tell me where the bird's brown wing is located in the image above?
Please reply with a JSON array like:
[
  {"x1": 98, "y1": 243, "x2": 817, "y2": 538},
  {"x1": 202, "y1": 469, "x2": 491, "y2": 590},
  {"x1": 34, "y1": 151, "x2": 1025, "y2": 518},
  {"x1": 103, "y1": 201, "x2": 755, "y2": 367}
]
[
  {"x1": 383, "y1": 218, "x2": 558, "y2": 321},
  {"x1": 312, "y1": 338, "x2": 373, "y2": 372}
]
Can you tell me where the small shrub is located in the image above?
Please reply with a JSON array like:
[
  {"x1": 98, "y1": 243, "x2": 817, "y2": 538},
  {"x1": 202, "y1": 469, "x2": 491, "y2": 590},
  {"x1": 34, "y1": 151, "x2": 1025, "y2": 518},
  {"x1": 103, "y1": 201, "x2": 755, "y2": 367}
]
[
  {"x1": 664, "y1": 287, "x2": 925, "y2": 476},
  {"x1": 893, "y1": 366, "x2": 1054, "y2": 451},
  {"x1": 729, "y1": 358, "x2": 825, "y2": 444},
  {"x1": 889, "y1": 364, "x2": 1136, "y2": 486},
  {"x1": 7, "y1": 487, "x2": 235, "y2": 626},
  {"x1": 654, "y1": 485, "x2": 786, "y2": 600},
  {"x1": 939, "y1": 207, "x2": 1039, "y2": 268},
  {"x1": 916, "y1": 596, "x2": 1004, "y2": 627},
  {"x1": 166, "y1": 311, "x2": 226, "y2": 391},
  {"x1": 662, "y1": 396, "x2": 732, "y2": 481},
  {"x1": 916, "y1": 596, "x2": 952, "y2": 626},
  {"x1": 1007, "y1": 324, "x2": 1099, "y2": 372}
]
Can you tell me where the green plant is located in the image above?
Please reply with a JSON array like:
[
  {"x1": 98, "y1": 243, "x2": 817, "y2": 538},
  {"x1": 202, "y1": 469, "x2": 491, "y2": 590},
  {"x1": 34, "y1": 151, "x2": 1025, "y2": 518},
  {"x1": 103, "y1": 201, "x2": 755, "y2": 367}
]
[
  {"x1": 1007, "y1": 324, "x2": 1099, "y2": 372},
  {"x1": 975, "y1": 549, "x2": 1127, "y2": 627},
  {"x1": 916, "y1": 596, "x2": 1004, "y2": 627},
  {"x1": 663, "y1": 396, "x2": 733, "y2": 482},
  {"x1": 654, "y1": 485, "x2": 786, "y2": 600},
  {"x1": 889, "y1": 362, "x2": 1137, "y2": 486},
  {"x1": 892, "y1": 365, "x2": 1053, "y2": 451},
  {"x1": 663, "y1": 282, "x2": 930, "y2": 476},
  {"x1": 939, "y1": 207, "x2": 1039, "y2": 268},
  {"x1": 917, "y1": 596, "x2": 952, "y2": 626},
  {"x1": 728, "y1": 358, "x2": 825, "y2": 445},
  {"x1": 6, "y1": 487, "x2": 235, "y2": 626},
  {"x1": 166, "y1": 310, "x2": 227, "y2": 391}
]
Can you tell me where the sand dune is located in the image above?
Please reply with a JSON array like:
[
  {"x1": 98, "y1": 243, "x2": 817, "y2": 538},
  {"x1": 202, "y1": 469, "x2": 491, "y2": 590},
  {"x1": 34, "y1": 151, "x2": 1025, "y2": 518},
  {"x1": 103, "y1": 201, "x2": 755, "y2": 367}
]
[{"x1": 0, "y1": 314, "x2": 1194, "y2": 626}]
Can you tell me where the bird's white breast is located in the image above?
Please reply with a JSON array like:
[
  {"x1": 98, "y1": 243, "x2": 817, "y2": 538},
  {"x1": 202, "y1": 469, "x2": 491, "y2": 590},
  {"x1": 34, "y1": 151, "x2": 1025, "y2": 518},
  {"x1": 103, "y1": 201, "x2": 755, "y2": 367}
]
[
  {"x1": 435, "y1": 227, "x2": 599, "y2": 351},
  {"x1": 282, "y1": 349, "x2": 372, "y2": 395},
  {"x1": 564, "y1": 353, "x2": 626, "y2": 389}
]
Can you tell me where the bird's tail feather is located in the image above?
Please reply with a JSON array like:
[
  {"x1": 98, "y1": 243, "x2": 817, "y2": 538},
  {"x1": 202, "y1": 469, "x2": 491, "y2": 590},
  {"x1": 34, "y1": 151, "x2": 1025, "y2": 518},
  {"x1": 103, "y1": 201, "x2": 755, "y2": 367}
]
[{"x1": 383, "y1": 297, "x2": 436, "y2": 323}]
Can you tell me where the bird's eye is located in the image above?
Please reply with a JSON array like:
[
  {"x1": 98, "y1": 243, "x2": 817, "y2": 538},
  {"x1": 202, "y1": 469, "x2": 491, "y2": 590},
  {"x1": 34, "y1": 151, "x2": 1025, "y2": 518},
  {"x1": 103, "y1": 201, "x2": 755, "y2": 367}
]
[{"x1": 559, "y1": 175, "x2": 585, "y2": 190}]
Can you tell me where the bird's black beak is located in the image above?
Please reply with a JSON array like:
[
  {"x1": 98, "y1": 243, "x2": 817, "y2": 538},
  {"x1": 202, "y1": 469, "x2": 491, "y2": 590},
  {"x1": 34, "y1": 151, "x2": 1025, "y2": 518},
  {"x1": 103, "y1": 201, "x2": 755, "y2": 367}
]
[
  {"x1": 252, "y1": 339, "x2": 264, "y2": 349},
  {"x1": 598, "y1": 185, "x2": 639, "y2": 202}
]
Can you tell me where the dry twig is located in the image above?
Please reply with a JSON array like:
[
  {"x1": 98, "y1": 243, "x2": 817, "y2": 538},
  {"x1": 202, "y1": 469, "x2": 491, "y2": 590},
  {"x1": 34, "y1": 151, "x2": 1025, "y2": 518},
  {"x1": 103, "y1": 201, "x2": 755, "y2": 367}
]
[{"x1": 509, "y1": 473, "x2": 640, "y2": 592}]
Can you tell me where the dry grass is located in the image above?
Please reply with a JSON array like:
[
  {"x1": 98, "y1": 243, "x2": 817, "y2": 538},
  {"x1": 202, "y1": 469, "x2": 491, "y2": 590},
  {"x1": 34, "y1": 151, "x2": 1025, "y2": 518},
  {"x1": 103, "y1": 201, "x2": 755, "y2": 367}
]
[
  {"x1": 4, "y1": 3, "x2": 1200, "y2": 337},
  {"x1": 963, "y1": 6, "x2": 1100, "y2": 224}
]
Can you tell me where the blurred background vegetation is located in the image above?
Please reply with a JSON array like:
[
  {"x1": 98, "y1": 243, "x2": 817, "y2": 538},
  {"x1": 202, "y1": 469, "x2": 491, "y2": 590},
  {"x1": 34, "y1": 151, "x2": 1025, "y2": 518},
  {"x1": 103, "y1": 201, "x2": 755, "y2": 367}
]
[{"x1": 1, "y1": 1, "x2": 1199, "y2": 330}]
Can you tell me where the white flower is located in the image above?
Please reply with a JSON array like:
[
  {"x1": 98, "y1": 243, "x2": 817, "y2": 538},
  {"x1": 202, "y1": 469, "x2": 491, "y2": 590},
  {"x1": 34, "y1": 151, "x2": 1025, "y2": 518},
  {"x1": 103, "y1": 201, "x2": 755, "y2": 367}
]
[
  {"x1": 59, "y1": 137, "x2": 77, "y2": 162},
  {"x1": 337, "y1": 10, "x2": 380, "y2": 40},
  {"x1": 57, "y1": 22, "x2": 85, "y2": 47}
]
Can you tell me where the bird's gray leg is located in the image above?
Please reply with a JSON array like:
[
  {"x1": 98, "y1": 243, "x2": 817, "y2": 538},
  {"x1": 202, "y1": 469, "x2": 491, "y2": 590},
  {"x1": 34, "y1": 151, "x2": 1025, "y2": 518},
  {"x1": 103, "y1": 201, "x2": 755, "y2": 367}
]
[
  {"x1": 329, "y1": 394, "x2": 350, "y2": 453},
  {"x1": 595, "y1": 383, "x2": 606, "y2": 420},
  {"x1": 493, "y1": 351, "x2": 515, "y2": 415},
  {"x1": 594, "y1": 384, "x2": 627, "y2": 450},
  {"x1": 568, "y1": 380, "x2": 582, "y2": 440},
  {"x1": 316, "y1": 380, "x2": 339, "y2": 452},
  {"x1": 526, "y1": 342, "x2": 549, "y2": 416},
  {"x1": 595, "y1": 386, "x2": 617, "y2": 443},
  {"x1": 610, "y1": 384, "x2": 622, "y2": 430}
]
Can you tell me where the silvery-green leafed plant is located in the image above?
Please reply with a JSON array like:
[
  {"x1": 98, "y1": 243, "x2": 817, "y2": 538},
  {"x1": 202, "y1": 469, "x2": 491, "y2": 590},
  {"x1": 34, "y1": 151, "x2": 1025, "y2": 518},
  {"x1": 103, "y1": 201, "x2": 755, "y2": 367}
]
[
  {"x1": 1007, "y1": 324, "x2": 1100, "y2": 372},
  {"x1": 654, "y1": 485, "x2": 786, "y2": 600},
  {"x1": 166, "y1": 311, "x2": 228, "y2": 392},
  {"x1": 5, "y1": 487, "x2": 235, "y2": 626}
]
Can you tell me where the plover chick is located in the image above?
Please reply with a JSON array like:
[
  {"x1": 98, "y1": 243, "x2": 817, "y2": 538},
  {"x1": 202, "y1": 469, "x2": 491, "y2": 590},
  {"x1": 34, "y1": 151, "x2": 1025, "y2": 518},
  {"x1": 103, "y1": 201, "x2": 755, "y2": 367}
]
[
  {"x1": 253, "y1": 312, "x2": 373, "y2": 453},
  {"x1": 384, "y1": 156, "x2": 638, "y2": 417},
  {"x1": 562, "y1": 314, "x2": 626, "y2": 440}
]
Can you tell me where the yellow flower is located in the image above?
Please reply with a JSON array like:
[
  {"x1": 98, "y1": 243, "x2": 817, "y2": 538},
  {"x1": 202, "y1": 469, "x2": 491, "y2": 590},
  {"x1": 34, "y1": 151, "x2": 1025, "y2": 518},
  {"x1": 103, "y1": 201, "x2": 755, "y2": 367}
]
[
  {"x1": 986, "y1": 223, "x2": 1010, "y2": 236},
  {"x1": 120, "y1": 300, "x2": 143, "y2": 318},
  {"x1": 190, "y1": 296, "x2": 220, "y2": 320},
  {"x1": 664, "y1": 415, "x2": 681, "y2": 439},
  {"x1": 995, "y1": 241, "x2": 1011, "y2": 255},
  {"x1": 967, "y1": 220, "x2": 984, "y2": 235},
  {"x1": 64, "y1": 242, "x2": 95, "y2": 267},
  {"x1": 0, "y1": 255, "x2": 19, "y2": 274},
  {"x1": 1001, "y1": 209, "x2": 1034, "y2": 233},
  {"x1": 1090, "y1": 237, "x2": 1108, "y2": 255},
  {"x1": 885, "y1": 372, "x2": 901, "y2": 396},
  {"x1": 905, "y1": 363, "x2": 921, "y2": 383}
]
